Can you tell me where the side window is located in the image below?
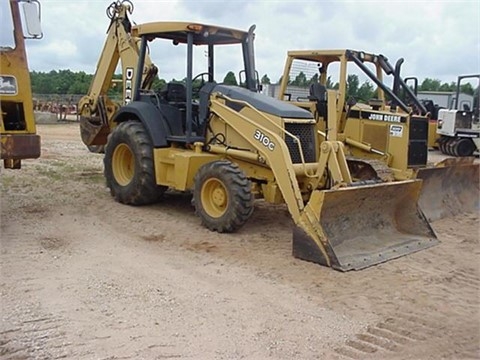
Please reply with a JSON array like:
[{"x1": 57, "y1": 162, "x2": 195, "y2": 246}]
[{"x1": 0, "y1": 1, "x2": 15, "y2": 50}]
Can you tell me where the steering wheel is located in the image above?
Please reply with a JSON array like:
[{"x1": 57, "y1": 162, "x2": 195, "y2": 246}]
[{"x1": 192, "y1": 72, "x2": 213, "y2": 98}]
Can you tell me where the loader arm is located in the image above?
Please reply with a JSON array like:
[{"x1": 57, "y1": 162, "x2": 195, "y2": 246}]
[
  {"x1": 209, "y1": 90, "x2": 437, "y2": 271},
  {"x1": 209, "y1": 94, "x2": 305, "y2": 218},
  {"x1": 209, "y1": 92, "x2": 358, "y2": 266}
]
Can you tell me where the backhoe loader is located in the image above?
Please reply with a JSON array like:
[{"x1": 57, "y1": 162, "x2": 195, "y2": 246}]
[
  {"x1": 79, "y1": 1, "x2": 438, "y2": 271},
  {"x1": 1, "y1": 0, "x2": 42, "y2": 169},
  {"x1": 278, "y1": 50, "x2": 479, "y2": 222}
]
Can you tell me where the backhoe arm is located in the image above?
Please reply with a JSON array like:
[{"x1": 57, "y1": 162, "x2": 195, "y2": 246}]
[{"x1": 78, "y1": 1, "x2": 156, "y2": 147}]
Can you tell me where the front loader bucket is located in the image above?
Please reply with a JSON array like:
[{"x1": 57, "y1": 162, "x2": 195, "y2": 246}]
[
  {"x1": 417, "y1": 160, "x2": 479, "y2": 222},
  {"x1": 293, "y1": 180, "x2": 438, "y2": 271}
]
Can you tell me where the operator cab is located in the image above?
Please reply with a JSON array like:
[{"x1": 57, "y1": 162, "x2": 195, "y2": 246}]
[{"x1": 127, "y1": 22, "x2": 259, "y2": 144}]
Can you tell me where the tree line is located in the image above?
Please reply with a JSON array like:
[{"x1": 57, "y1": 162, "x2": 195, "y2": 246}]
[{"x1": 31, "y1": 69, "x2": 476, "y2": 103}]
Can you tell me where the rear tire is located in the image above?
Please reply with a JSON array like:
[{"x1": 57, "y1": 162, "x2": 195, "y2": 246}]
[
  {"x1": 193, "y1": 160, "x2": 254, "y2": 233},
  {"x1": 104, "y1": 120, "x2": 166, "y2": 205},
  {"x1": 453, "y1": 138, "x2": 475, "y2": 157}
]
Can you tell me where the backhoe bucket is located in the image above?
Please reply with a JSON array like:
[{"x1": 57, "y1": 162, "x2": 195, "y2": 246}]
[
  {"x1": 417, "y1": 159, "x2": 479, "y2": 222},
  {"x1": 293, "y1": 180, "x2": 438, "y2": 271},
  {"x1": 80, "y1": 116, "x2": 111, "y2": 147}
]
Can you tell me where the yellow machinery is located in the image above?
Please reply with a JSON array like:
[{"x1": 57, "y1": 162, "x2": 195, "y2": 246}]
[
  {"x1": 278, "y1": 50, "x2": 479, "y2": 221},
  {"x1": 0, "y1": 0, "x2": 42, "y2": 169},
  {"x1": 79, "y1": 1, "x2": 438, "y2": 271}
]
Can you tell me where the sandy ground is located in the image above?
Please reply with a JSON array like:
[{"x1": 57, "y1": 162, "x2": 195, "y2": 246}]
[{"x1": 1, "y1": 123, "x2": 479, "y2": 359}]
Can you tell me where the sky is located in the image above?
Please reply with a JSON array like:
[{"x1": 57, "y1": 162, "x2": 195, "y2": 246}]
[{"x1": 6, "y1": 0, "x2": 480, "y2": 85}]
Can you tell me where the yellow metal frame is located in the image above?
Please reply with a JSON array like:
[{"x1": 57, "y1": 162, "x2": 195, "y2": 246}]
[{"x1": 0, "y1": 0, "x2": 41, "y2": 168}]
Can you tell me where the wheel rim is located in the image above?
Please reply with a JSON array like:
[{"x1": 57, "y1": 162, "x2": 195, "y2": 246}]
[
  {"x1": 112, "y1": 143, "x2": 135, "y2": 186},
  {"x1": 201, "y1": 178, "x2": 228, "y2": 218}
]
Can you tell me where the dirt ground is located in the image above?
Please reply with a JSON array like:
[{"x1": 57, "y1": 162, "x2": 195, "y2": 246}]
[{"x1": 1, "y1": 123, "x2": 479, "y2": 359}]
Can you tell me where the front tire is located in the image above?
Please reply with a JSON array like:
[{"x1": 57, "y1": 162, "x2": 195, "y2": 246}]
[
  {"x1": 104, "y1": 120, "x2": 166, "y2": 205},
  {"x1": 193, "y1": 160, "x2": 254, "y2": 233}
]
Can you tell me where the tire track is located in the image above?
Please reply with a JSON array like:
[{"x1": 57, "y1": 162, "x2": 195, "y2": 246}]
[
  {"x1": 333, "y1": 311, "x2": 449, "y2": 359},
  {"x1": 0, "y1": 304, "x2": 85, "y2": 359}
]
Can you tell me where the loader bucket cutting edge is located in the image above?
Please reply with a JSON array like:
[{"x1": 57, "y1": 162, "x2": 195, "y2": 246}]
[
  {"x1": 293, "y1": 180, "x2": 439, "y2": 271},
  {"x1": 416, "y1": 162, "x2": 479, "y2": 222}
]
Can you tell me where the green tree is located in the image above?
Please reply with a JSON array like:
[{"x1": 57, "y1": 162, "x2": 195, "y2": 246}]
[
  {"x1": 438, "y1": 81, "x2": 456, "y2": 92},
  {"x1": 308, "y1": 73, "x2": 319, "y2": 85},
  {"x1": 260, "y1": 74, "x2": 271, "y2": 85},
  {"x1": 223, "y1": 71, "x2": 238, "y2": 85},
  {"x1": 151, "y1": 77, "x2": 167, "y2": 91},
  {"x1": 459, "y1": 83, "x2": 474, "y2": 95},
  {"x1": 346, "y1": 74, "x2": 360, "y2": 98},
  {"x1": 292, "y1": 71, "x2": 307, "y2": 86},
  {"x1": 419, "y1": 78, "x2": 442, "y2": 92},
  {"x1": 357, "y1": 81, "x2": 375, "y2": 102}
]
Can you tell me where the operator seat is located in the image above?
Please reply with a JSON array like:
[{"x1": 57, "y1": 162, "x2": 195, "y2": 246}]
[
  {"x1": 309, "y1": 83, "x2": 327, "y2": 119},
  {"x1": 161, "y1": 82, "x2": 187, "y2": 105}
]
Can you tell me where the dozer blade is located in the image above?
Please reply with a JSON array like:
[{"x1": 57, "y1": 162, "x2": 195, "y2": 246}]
[
  {"x1": 417, "y1": 160, "x2": 479, "y2": 222},
  {"x1": 293, "y1": 180, "x2": 438, "y2": 271}
]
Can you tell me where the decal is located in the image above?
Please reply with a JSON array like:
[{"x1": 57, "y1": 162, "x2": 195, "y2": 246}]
[
  {"x1": 369, "y1": 113, "x2": 402, "y2": 123},
  {"x1": 124, "y1": 67, "x2": 134, "y2": 104},
  {"x1": 254, "y1": 129, "x2": 275, "y2": 151},
  {"x1": 390, "y1": 124, "x2": 403, "y2": 137},
  {"x1": 349, "y1": 110, "x2": 407, "y2": 123},
  {"x1": 0, "y1": 75, "x2": 18, "y2": 95}
]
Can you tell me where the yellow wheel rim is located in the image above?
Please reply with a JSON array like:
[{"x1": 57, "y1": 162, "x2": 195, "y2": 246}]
[
  {"x1": 201, "y1": 178, "x2": 228, "y2": 218},
  {"x1": 112, "y1": 143, "x2": 134, "y2": 186}
]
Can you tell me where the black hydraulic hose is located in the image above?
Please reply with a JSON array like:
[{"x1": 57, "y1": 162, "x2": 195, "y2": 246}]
[
  {"x1": 133, "y1": 36, "x2": 146, "y2": 102},
  {"x1": 347, "y1": 51, "x2": 410, "y2": 113},
  {"x1": 397, "y1": 76, "x2": 427, "y2": 114}
]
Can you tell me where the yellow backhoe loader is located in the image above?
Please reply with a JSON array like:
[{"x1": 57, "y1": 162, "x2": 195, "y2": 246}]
[
  {"x1": 278, "y1": 50, "x2": 479, "y2": 222},
  {"x1": 79, "y1": 1, "x2": 438, "y2": 271},
  {"x1": 1, "y1": 0, "x2": 42, "y2": 169}
]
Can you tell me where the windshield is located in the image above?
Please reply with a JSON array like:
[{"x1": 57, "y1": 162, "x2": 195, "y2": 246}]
[{"x1": 0, "y1": 0, "x2": 15, "y2": 50}]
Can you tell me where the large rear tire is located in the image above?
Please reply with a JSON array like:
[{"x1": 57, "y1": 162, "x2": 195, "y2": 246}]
[
  {"x1": 453, "y1": 138, "x2": 476, "y2": 157},
  {"x1": 193, "y1": 160, "x2": 254, "y2": 233},
  {"x1": 104, "y1": 120, "x2": 166, "y2": 205}
]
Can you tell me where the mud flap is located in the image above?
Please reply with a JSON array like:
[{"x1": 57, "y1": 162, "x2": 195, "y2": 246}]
[
  {"x1": 293, "y1": 180, "x2": 438, "y2": 271},
  {"x1": 417, "y1": 160, "x2": 479, "y2": 222}
]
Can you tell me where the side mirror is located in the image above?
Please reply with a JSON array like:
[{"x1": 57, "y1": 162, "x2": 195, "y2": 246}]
[{"x1": 22, "y1": 0, "x2": 42, "y2": 39}]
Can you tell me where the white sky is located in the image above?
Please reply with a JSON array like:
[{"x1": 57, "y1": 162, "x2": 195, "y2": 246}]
[{"x1": 13, "y1": 0, "x2": 480, "y2": 84}]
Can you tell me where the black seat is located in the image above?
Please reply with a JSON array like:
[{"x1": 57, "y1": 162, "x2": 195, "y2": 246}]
[
  {"x1": 161, "y1": 82, "x2": 187, "y2": 104},
  {"x1": 309, "y1": 83, "x2": 327, "y2": 119}
]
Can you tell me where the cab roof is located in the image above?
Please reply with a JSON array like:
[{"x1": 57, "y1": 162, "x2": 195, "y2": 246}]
[
  {"x1": 132, "y1": 22, "x2": 250, "y2": 45},
  {"x1": 286, "y1": 49, "x2": 382, "y2": 63}
]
